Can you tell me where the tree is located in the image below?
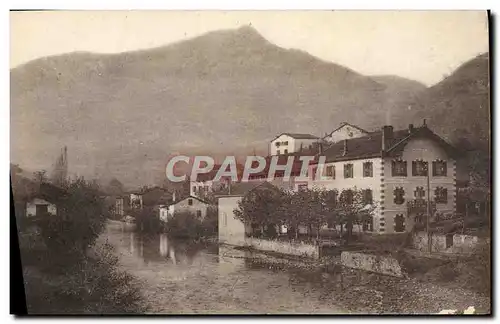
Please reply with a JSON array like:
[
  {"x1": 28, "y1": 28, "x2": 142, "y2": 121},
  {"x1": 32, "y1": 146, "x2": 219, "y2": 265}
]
[
  {"x1": 106, "y1": 178, "x2": 125, "y2": 196},
  {"x1": 334, "y1": 188, "x2": 374, "y2": 244},
  {"x1": 233, "y1": 187, "x2": 283, "y2": 237},
  {"x1": 36, "y1": 177, "x2": 108, "y2": 259},
  {"x1": 33, "y1": 170, "x2": 48, "y2": 184}
]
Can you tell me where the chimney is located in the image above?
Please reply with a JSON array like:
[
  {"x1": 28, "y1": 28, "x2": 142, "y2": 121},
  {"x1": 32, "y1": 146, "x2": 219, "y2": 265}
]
[
  {"x1": 423, "y1": 119, "x2": 427, "y2": 127},
  {"x1": 408, "y1": 124, "x2": 414, "y2": 134},
  {"x1": 318, "y1": 142, "x2": 323, "y2": 155},
  {"x1": 381, "y1": 125, "x2": 394, "y2": 152},
  {"x1": 342, "y1": 139, "x2": 348, "y2": 156}
]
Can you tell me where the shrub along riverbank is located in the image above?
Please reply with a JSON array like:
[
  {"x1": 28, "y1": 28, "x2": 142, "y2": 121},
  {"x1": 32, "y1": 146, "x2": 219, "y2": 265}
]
[
  {"x1": 230, "y1": 244, "x2": 490, "y2": 314},
  {"x1": 16, "y1": 177, "x2": 146, "y2": 314}
]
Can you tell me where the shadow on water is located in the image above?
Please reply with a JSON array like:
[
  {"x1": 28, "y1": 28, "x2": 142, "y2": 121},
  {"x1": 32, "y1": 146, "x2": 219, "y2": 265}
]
[
  {"x1": 109, "y1": 224, "x2": 466, "y2": 314},
  {"x1": 118, "y1": 225, "x2": 219, "y2": 267}
]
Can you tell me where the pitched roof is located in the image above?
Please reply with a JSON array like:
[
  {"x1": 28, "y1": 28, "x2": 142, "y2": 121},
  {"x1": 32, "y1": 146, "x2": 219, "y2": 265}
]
[
  {"x1": 11, "y1": 175, "x2": 68, "y2": 203},
  {"x1": 217, "y1": 181, "x2": 278, "y2": 197},
  {"x1": 315, "y1": 125, "x2": 457, "y2": 164},
  {"x1": 325, "y1": 122, "x2": 371, "y2": 138},
  {"x1": 271, "y1": 133, "x2": 319, "y2": 142},
  {"x1": 170, "y1": 195, "x2": 210, "y2": 206}
]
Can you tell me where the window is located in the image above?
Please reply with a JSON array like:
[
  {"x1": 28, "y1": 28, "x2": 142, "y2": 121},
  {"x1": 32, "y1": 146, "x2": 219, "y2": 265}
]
[
  {"x1": 435, "y1": 187, "x2": 448, "y2": 204},
  {"x1": 188, "y1": 198, "x2": 193, "y2": 206},
  {"x1": 277, "y1": 150, "x2": 280, "y2": 155},
  {"x1": 363, "y1": 162, "x2": 373, "y2": 177},
  {"x1": 412, "y1": 160, "x2": 428, "y2": 176},
  {"x1": 284, "y1": 141, "x2": 288, "y2": 145},
  {"x1": 196, "y1": 210, "x2": 202, "y2": 218},
  {"x1": 193, "y1": 186, "x2": 198, "y2": 193},
  {"x1": 414, "y1": 187, "x2": 425, "y2": 199},
  {"x1": 344, "y1": 164, "x2": 354, "y2": 178},
  {"x1": 310, "y1": 166, "x2": 318, "y2": 179},
  {"x1": 284, "y1": 149, "x2": 288, "y2": 154},
  {"x1": 393, "y1": 187, "x2": 405, "y2": 205},
  {"x1": 392, "y1": 160, "x2": 407, "y2": 177},
  {"x1": 394, "y1": 214, "x2": 405, "y2": 232},
  {"x1": 363, "y1": 189, "x2": 373, "y2": 205},
  {"x1": 362, "y1": 215, "x2": 373, "y2": 232},
  {"x1": 433, "y1": 160, "x2": 447, "y2": 176},
  {"x1": 326, "y1": 165, "x2": 335, "y2": 178}
]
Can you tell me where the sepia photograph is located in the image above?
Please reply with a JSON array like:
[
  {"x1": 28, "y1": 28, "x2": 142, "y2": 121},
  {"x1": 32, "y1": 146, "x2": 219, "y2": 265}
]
[{"x1": 10, "y1": 10, "x2": 491, "y2": 315}]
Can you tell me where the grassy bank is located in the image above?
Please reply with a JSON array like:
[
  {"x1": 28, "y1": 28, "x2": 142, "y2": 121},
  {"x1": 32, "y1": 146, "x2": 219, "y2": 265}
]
[{"x1": 21, "y1": 237, "x2": 147, "y2": 314}]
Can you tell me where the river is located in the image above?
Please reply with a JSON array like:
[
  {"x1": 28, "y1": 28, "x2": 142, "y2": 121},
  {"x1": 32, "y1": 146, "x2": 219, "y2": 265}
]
[{"x1": 101, "y1": 221, "x2": 490, "y2": 314}]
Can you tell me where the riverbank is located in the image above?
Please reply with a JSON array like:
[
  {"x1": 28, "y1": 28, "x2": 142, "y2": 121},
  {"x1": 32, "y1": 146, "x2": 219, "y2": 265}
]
[
  {"x1": 224, "y1": 245, "x2": 490, "y2": 314},
  {"x1": 21, "y1": 238, "x2": 146, "y2": 314}
]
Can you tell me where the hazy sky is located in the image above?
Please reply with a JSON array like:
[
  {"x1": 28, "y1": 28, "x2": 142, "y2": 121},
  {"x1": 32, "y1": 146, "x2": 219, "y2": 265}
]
[{"x1": 10, "y1": 10, "x2": 488, "y2": 86}]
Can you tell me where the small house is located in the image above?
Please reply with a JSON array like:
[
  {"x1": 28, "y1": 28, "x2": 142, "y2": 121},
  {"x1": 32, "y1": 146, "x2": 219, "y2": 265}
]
[{"x1": 160, "y1": 195, "x2": 210, "y2": 222}]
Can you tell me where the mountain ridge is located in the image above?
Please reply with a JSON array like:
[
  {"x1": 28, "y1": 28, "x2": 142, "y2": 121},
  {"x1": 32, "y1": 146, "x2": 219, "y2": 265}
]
[{"x1": 10, "y1": 27, "x2": 488, "y2": 187}]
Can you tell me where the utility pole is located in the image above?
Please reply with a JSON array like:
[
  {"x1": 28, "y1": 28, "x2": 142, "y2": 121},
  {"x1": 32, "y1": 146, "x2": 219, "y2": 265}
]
[
  {"x1": 426, "y1": 161, "x2": 432, "y2": 253},
  {"x1": 463, "y1": 202, "x2": 467, "y2": 234}
]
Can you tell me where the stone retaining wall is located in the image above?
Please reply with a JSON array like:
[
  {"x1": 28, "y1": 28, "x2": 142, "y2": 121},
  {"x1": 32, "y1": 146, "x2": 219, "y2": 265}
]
[
  {"x1": 341, "y1": 251, "x2": 404, "y2": 277},
  {"x1": 244, "y1": 237, "x2": 320, "y2": 259},
  {"x1": 412, "y1": 232, "x2": 485, "y2": 254}
]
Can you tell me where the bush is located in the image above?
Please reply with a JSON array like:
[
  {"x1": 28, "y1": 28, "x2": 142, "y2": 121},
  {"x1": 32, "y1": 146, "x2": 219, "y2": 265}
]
[
  {"x1": 165, "y1": 211, "x2": 204, "y2": 239},
  {"x1": 165, "y1": 207, "x2": 218, "y2": 239},
  {"x1": 33, "y1": 178, "x2": 108, "y2": 258},
  {"x1": 23, "y1": 242, "x2": 146, "y2": 314},
  {"x1": 457, "y1": 241, "x2": 491, "y2": 296}
]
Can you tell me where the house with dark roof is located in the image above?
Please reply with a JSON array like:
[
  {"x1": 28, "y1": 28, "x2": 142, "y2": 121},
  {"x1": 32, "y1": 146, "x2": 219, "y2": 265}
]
[
  {"x1": 159, "y1": 195, "x2": 211, "y2": 223},
  {"x1": 308, "y1": 121, "x2": 459, "y2": 235},
  {"x1": 11, "y1": 175, "x2": 68, "y2": 219},
  {"x1": 269, "y1": 132, "x2": 319, "y2": 156},
  {"x1": 217, "y1": 182, "x2": 279, "y2": 246},
  {"x1": 189, "y1": 163, "x2": 245, "y2": 200}
]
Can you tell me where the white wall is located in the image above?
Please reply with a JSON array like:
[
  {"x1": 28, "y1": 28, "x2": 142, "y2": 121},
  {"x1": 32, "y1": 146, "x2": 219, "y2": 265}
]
[
  {"x1": 309, "y1": 157, "x2": 383, "y2": 231},
  {"x1": 270, "y1": 135, "x2": 317, "y2": 156},
  {"x1": 325, "y1": 125, "x2": 369, "y2": 143},
  {"x1": 159, "y1": 206, "x2": 169, "y2": 222},
  {"x1": 383, "y1": 138, "x2": 456, "y2": 234},
  {"x1": 130, "y1": 194, "x2": 143, "y2": 208},
  {"x1": 218, "y1": 196, "x2": 246, "y2": 246},
  {"x1": 270, "y1": 135, "x2": 295, "y2": 156},
  {"x1": 168, "y1": 197, "x2": 209, "y2": 219},
  {"x1": 26, "y1": 198, "x2": 57, "y2": 217}
]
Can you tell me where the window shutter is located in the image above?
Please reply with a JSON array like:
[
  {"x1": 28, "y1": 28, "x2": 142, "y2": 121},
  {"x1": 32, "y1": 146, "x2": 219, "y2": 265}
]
[
  {"x1": 432, "y1": 161, "x2": 437, "y2": 176},
  {"x1": 412, "y1": 161, "x2": 417, "y2": 176}
]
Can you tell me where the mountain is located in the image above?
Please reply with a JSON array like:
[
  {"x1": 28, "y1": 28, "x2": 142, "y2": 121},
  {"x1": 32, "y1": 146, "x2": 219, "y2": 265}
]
[
  {"x1": 10, "y1": 26, "x2": 487, "y2": 187},
  {"x1": 402, "y1": 53, "x2": 490, "y2": 149}
]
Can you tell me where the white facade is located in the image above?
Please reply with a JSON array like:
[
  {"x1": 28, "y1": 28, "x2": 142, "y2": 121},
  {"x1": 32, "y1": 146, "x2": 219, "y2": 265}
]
[
  {"x1": 382, "y1": 138, "x2": 456, "y2": 234},
  {"x1": 324, "y1": 123, "x2": 369, "y2": 144},
  {"x1": 308, "y1": 138, "x2": 456, "y2": 234},
  {"x1": 218, "y1": 196, "x2": 247, "y2": 246},
  {"x1": 26, "y1": 198, "x2": 57, "y2": 217},
  {"x1": 309, "y1": 157, "x2": 383, "y2": 231},
  {"x1": 270, "y1": 134, "x2": 318, "y2": 156},
  {"x1": 164, "y1": 196, "x2": 209, "y2": 221},
  {"x1": 130, "y1": 193, "x2": 143, "y2": 208},
  {"x1": 159, "y1": 205, "x2": 169, "y2": 222}
]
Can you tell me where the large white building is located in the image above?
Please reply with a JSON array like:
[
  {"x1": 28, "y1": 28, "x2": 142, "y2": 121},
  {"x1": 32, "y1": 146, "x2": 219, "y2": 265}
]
[{"x1": 309, "y1": 121, "x2": 458, "y2": 234}]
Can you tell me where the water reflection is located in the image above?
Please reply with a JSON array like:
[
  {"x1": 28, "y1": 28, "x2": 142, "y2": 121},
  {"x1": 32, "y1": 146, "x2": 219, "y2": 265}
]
[
  {"x1": 105, "y1": 223, "x2": 418, "y2": 314},
  {"x1": 120, "y1": 228, "x2": 216, "y2": 267}
]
